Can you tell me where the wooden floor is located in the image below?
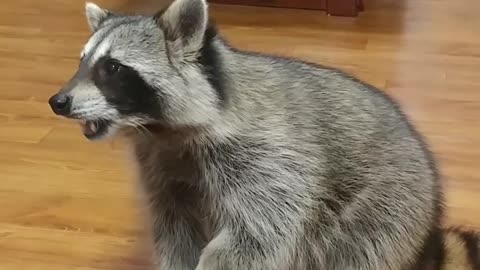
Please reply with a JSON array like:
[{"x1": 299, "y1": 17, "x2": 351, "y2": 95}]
[{"x1": 1, "y1": 0, "x2": 480, "y2": 269}]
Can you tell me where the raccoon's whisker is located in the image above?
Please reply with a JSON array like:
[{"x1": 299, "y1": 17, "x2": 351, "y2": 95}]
[
  {"x1": 122, "y1": 117, "x2": 153, "y2": 138},
  {"x1": 135, "y1": 123, "x2": 152, "y2": 137},
  {"x1": 137, "y1": 125, "x2": 153, "y2": 138}
]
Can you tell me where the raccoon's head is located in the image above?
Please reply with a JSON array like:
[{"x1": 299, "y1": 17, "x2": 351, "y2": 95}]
[{"x1": 49, "y1": 0, "x2": 225, "y2": 140}]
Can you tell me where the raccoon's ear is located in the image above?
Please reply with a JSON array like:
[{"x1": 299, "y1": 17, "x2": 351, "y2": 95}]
[
  {"x1": 156, "y1": 0, "x2": 208, "y2": 61},
  {"x1": 85, "y1": 2, "x2": 111, "y2": 32}
]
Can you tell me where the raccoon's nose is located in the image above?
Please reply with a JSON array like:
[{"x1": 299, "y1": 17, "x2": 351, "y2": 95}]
[{"x1": 49, "y1": 94, "x2": 72, "y2": 116}]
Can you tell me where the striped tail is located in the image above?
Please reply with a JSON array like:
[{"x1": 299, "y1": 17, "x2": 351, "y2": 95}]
[
  {"x1": 442, "y1": 228, "x2": 480, "y2": 270},
  {"x1": 413, "y1": 227, "x2": 480, "y2": 270}
]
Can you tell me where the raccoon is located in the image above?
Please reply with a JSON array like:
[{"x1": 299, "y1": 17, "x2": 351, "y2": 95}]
[{"x1": 48, "y1": 0, "x2": 480, "y2": 269}]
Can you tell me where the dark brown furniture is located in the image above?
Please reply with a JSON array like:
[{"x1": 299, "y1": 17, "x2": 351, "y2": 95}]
[{"x1": 209, "y1": 0, "x2": 364, "y2": 17}]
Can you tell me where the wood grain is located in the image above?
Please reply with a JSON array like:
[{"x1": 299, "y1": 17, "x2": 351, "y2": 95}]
[{"x1": 1, "y1": 0, "x2": 480, "y2": 269}]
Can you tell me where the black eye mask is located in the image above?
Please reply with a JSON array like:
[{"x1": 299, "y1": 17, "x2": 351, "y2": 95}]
[{"x1": 91, "y1": 56, "x2": 164, "y2": 119}]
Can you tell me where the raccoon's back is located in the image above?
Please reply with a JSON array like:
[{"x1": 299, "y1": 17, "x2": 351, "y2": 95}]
[
  {"x1": 230, "y1": 51, "x2": 416, "y2": 141},
  {"x1": 230, "y1": 50, "x2": 436, "y2": 177}
]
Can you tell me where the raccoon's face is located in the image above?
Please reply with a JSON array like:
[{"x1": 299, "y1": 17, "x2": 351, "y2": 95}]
[{"x1": 49, "y1": 0, "x2": 223, "y2": 140}]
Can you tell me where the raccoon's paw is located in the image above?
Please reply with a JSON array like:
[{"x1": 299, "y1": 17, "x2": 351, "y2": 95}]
[
  {"x1": 195, "y1": 229, "x2": 231, "y2": 270},
  {"x1": 195, "y1": 247, "x2": 223, "y2": 270}
]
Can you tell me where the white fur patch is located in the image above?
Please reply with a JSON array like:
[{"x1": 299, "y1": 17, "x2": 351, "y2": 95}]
[
  {"x1": 91, "y1": 35, "x2": 112, "y2": 63},
  {"x1": 81, "y1": 27, "x2": 110, "y2": 59},
  {"x1": 195, "y1": 229, "x2": 230, "y2": 270},
  {"x1": 70, "y1": 82, "x2": 119, "y2": 120}
]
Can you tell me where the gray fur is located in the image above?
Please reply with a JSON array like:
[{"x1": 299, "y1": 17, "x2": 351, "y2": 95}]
[{"x1": 77, "y1": 0, "x2": 441, "y2": 269}]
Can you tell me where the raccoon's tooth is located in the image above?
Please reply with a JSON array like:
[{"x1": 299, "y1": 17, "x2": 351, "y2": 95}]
[{"x1": 90, "y1": 121, "x2": 98, "y2": 133}]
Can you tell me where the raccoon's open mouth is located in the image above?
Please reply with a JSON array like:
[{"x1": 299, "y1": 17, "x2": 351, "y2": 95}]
[{"x1": 79, "y1": 120, "x2": 112, "y2": 140}]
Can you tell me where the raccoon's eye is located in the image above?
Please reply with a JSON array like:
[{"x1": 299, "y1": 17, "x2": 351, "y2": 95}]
[{"x1": 105, "y1": 60, "x2": 121, "y2": 75}]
